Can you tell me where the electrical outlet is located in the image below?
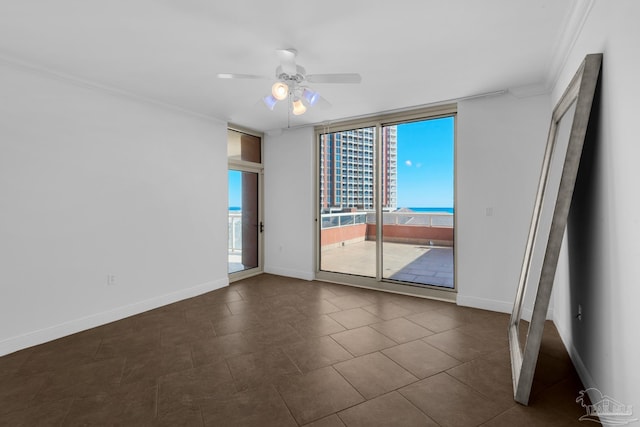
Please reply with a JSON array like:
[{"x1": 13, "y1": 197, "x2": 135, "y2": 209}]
[{"x1": 107, "y1": 275, "x2": 116, "y2": 286}]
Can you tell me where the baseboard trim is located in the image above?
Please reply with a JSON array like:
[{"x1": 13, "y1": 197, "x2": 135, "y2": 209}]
[
  {"x1": 551, "y1": 315, "x2": 613, "y2": 425},
  {"x1": 0, "y1": 277, "x2": 229, "y2": 357},
  {"x1": 264, "y1": 266, "x2": 314, "y2": 281},
  {"x1": 553, "y1": 315, "x2": 596, "y2": 387},
  {"x1": 456, "y1": 294, "x2": 513, "y2": 313},
  {"x1": 457, "y1": 294, "x2": 554, "y2": 320}
]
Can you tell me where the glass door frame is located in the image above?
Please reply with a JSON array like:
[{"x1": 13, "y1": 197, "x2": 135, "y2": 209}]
[
  {"x1": 228, "y1": 125, "x2": 264, "y2": 282},
  {"x1": 314, "y1": 105, "x2": 457, "y2": 301}
]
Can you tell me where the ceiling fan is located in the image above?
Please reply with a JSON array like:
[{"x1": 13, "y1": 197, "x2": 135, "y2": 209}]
[{"x1": 217, "y1": 49, "x2": 362, "y2": 116}]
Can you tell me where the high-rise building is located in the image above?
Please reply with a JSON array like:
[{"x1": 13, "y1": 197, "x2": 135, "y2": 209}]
[{"x1": 319, "y1": 126, "x2": 397, "y2": 211}]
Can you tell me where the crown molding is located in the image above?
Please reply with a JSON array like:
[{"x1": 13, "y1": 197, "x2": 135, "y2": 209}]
[
  {"x1": 508, "y1": 82, "x2": 550, "y2": 99},
  {"x1": 545, "y1": 0, "x2": 596, "y2": 92}
]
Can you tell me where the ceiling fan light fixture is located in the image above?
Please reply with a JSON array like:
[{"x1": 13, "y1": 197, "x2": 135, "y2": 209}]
[
  {"x1": 217, "y1": 49, "x2": 361, "y2": 118},
  {"x1": 272, "y1": 82, "x2": 289, "y2": 100},
  {"x1": 292, "y1": 98, "x2": 307, "y2": 115},
  {"x1": 263, "y1": 94, "x2": 278, "y2": 110},
  {"x1": 302, "y1": 88, "x2": 319, "y2": 106}
]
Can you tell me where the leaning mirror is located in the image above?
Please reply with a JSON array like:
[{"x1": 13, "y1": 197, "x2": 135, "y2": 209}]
[{"x1": 509, "y1": 53, "x2": 602, "y2": 405}]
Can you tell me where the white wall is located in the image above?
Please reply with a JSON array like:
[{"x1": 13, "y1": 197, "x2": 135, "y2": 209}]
[
  {"x1": 456, "y1": 92, "x2": 551, "y2": 314},
  {"x1": 0, "y1": 61, "x2": 229, "y2": 356},
  {"x1": 263, "y1": 127, "x2": 315, "y2": 280},
  {"x1": 550, "y1": 0, "x2": 640, "y2": 414}
]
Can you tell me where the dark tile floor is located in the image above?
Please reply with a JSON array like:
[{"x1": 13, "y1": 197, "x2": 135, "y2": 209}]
[{"x1": 0, "y1": 274, "x2": 591, "y2": 426}]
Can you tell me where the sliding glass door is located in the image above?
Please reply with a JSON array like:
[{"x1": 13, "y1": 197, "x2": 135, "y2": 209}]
[
  {"x1": 319, "y1": 127, "x2": 377, "y2": 278},
  {"x1": 381, "y1": 118, "x2": 454, "y2": 288},
  {"x1": 317, "y1": 107, "x2": 455, "y2": 295}
]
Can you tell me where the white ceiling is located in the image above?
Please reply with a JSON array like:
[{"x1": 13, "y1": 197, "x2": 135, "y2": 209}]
[{"x1": 0, "y1": 0, "x2": 580, "y2": 132}]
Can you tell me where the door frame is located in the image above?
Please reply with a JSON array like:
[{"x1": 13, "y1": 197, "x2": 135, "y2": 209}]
[{"x1": 228, "y1": 125, "x2": 264, "y2": 282}]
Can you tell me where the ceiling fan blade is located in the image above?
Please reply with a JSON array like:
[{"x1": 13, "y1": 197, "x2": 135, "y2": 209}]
[
  {"x1": 276, "y1": 49, "x2": 298, "y2": 75},
  {"x1": 306, "y1": 73, "x2": 362, "y2": 84},
  {"x1": 216, "y1": 73, "x2": 267, "y2": 79}
]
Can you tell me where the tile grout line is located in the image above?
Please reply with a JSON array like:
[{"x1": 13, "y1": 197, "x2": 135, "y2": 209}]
[
  {"x1": 395, "y1": 390, "x2": 445, "y2": 427},
  {"x1": 327, "y1": 334, "x2": 356, "y2": 359},
  {"x1": 315, "y1": 365, "x2": 367, "y2": 425},
  {"x1": 272, "y1": 383, "x2": 303, "y2": 427}
]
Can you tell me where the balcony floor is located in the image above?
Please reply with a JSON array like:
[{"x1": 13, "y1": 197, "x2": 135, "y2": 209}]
[
  {"x1": 228, "y1": 252, "x2": 244, "y2": 274},
  {"x1": 321, "y1": 241, "x2": 454, "y2": 288}
]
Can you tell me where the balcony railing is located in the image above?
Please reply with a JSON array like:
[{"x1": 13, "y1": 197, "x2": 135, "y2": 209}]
[
  {"x1": 321, "y1": 212, "x2": 367, "y2": 229},
  {"x1": 228, "y1": 212, "x2": 242, "y2": 252},
  {"x1": 379, "y1": 211, "x2": 453, "y2": 227},
  {"x1": 321, "y1": 211, "x2": 453, "y2": 229}
]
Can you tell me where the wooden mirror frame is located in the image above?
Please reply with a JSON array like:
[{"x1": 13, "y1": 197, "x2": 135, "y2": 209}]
[{"x1": 509, "y1": 53, "x2": 602, "y2": 405}]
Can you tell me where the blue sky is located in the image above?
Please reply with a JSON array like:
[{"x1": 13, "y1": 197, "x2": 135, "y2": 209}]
[
  {"x1": 395, "y1": 116, "x2": 454, "y2": 208},
  {"x1": 228, "y1": 170, "x2": 242, "y2": 207}
]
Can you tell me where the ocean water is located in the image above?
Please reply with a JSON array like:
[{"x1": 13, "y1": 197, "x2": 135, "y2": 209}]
[{"x1": 407, "y1": 207, "x2": 454, "y2": 214}]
